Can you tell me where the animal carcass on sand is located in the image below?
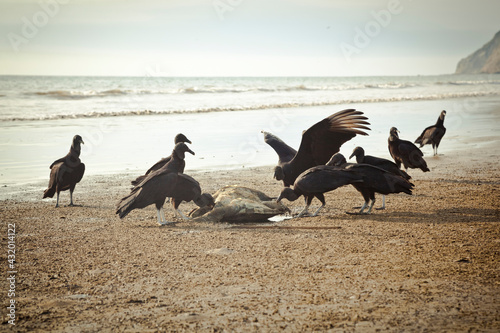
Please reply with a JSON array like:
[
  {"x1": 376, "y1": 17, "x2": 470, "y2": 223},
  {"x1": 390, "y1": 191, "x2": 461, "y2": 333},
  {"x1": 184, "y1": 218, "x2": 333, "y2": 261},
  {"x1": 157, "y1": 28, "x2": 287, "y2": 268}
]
[{"x1": 190, "y1": 186, "x2": 289, "y2": 222}]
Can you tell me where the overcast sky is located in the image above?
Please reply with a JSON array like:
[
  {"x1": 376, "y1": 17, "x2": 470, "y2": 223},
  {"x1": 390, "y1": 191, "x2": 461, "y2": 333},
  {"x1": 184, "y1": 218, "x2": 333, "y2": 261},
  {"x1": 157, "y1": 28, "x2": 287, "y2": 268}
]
[{"x1": 0, "y1": 0, "x2": 498, "y2": 77}]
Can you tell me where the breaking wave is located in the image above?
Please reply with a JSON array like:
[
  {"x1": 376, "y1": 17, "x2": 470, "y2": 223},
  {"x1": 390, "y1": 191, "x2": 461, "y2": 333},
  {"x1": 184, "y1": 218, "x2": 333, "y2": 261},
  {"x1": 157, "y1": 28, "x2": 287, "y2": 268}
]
[
  {"x1": 31, "y1": 89, "x2": 139, "y2": 99},
  {"x1": 24, "y1": 78, "x2": 500, "y2": 101},
  {"x1": 25, "y1": 83, "x2": 422, "y2": 100},
  {"x1": 438, "y1": 79, "x2": 500, "y2": 86},
  {"x1": 5, "y1": 90, "x2": 498, "y2": 122}
]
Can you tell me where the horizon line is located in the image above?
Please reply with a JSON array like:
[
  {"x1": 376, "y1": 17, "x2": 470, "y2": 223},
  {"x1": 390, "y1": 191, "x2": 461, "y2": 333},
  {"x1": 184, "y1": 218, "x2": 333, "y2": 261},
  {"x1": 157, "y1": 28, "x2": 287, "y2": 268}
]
[{"x1": 0, "y1": 73, "x2": 468, "y2": 79}]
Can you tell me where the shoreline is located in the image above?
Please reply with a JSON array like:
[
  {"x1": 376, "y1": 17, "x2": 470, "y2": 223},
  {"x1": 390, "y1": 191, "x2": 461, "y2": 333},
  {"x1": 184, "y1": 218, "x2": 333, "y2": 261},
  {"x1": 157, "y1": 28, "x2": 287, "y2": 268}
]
[
  {"x1": 1, "y1": 136, "x2": 498, "y2": 202},
  {"x1": 2, "y1": 94, "x2": 500, "y2": 191}
]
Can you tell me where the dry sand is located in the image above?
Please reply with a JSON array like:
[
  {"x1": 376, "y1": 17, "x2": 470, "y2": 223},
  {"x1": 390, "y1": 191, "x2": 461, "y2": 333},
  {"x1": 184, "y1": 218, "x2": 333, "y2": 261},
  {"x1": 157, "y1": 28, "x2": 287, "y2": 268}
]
[{"x1": 1, "y1": 146, "x2": 499, "y2": 332}]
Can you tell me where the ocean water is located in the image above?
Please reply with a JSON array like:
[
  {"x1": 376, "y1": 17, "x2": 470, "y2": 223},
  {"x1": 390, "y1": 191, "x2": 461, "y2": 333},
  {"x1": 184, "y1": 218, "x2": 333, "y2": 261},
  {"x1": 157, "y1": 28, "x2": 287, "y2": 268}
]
[
  {"x1": 0, "y1": 74, "x2": 499, "y2": 190},
  {"x1": 1, "y1": 75, "x2": 499, "y2": 121}
]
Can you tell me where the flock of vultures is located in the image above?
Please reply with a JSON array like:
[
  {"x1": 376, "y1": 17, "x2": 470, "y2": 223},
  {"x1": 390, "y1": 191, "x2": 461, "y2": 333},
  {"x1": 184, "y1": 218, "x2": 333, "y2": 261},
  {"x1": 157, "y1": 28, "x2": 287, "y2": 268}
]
[{"x1": 42, "y1": 109, "x2": 447, "y2": 224}]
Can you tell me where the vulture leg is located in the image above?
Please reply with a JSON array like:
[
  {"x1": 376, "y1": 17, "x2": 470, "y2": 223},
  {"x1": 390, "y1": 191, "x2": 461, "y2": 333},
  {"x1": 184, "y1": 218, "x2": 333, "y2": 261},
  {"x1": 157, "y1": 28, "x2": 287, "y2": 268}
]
[
  {"x1": 357, "y1": 195, "x2": 376, "y2": 215},
  {"x1": 297, "y1": 197, "x2": 311, "y2": 218},
  {"x1": 171, "y1": 204, "x2": 179, "y2": 218},
  {"x1": 160, "y1": 208, "x2": 168, "y2": 224},
  {"x1": 176, "y1": 209, "x2": 190, "y2": 220},
  {"x1": 312, "y1": 204, "x2": 325, "y2": 217},
  {"x1": 312, "y1": 194, "x2": 326, "y2": 217},
  {"x1": 69, "y1": 189, "x2": 75, "y2": 206},
  {"x1": 171, "y1": 198, "x2": 190, "y2": 220},
  {"x1": 359, "y1": 201, "x2": 368, "y2": 214},
  {"x1": 297, "y1": 206, "x2": 310, "y2": 218},
  {"x1": 366, "y1": 198, "x2": 376, "y2": 214},
  {"x1": 297, "y1": 196, "x2": 316, "y2": 218},
  {"x1": 156, "y1": 209, "x2": 163, "y2": 225},
  {"x1": 347, "y1": 199, "x2": 374, "y2": 215},
  {"x1": 158, "y1": 208, "x2": 174, "y2": 225},
  {"x1": 375, "y1": 195, "x2": 386, "y2": 210},
  {"x1": 55, "y1": 192, "x2": 60, "y2": 208}
]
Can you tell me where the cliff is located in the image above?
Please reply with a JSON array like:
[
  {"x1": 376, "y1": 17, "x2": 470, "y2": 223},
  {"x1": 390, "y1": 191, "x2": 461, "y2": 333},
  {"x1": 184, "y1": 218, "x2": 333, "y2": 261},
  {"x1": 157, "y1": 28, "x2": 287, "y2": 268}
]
[{"x1": 455, "y1": 31, "x2": 500, "y2": 74}]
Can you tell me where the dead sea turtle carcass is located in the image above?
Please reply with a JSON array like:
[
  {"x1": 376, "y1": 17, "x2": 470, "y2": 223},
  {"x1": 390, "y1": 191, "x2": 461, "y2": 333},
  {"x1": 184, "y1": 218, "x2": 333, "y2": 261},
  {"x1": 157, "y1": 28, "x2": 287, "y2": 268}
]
[{"x1": 190, "y1": 185, "x2": 289, "y2": 222}]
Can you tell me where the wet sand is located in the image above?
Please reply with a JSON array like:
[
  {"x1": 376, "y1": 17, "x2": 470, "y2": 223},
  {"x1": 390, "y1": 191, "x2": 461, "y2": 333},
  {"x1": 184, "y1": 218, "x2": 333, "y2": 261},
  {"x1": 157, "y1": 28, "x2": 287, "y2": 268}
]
[
  {"x1": 3, "y1": 95, "x2": 500, "y2": 189},
  {"x1": 1, "y1": 142, "x2": 499, "y2": 332}
]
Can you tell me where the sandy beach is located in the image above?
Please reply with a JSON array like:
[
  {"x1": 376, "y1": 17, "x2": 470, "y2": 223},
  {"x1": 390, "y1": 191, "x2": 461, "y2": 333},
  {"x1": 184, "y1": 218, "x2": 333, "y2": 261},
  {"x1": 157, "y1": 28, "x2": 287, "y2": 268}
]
[{"x1": 1, "y1": 141, "x2": 499, "y2": 331}]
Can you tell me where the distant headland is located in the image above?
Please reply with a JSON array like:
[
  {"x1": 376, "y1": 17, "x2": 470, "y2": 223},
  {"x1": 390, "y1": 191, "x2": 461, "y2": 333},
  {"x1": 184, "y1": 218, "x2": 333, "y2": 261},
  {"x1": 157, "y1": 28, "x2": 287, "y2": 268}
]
[{"x1": 455, "y1": 30, "x2": 500, "y2": 74}]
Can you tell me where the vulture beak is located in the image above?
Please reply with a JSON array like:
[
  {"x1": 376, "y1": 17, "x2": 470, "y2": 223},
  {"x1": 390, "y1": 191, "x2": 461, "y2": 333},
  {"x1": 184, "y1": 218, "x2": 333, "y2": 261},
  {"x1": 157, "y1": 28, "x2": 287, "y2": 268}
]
[
  {"x1": 348, "y1": 152, "x2": 355, "y2": 160},
  {"x1": 186, "y1": 147, "x2": 195, "y2": 155},
  {"x1": 80, "y1": 138, "x2": 85, "y2": 145}
]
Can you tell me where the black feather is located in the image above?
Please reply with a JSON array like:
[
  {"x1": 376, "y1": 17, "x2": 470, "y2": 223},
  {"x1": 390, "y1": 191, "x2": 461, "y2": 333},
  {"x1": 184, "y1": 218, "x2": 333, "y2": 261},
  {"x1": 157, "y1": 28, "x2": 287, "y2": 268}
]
[
  {"x1": 43, "y1": 135, "x2": 85, "y2": 207},
  {"x1": 264, "y1": 109, "x2": 370, "y2": 187}
]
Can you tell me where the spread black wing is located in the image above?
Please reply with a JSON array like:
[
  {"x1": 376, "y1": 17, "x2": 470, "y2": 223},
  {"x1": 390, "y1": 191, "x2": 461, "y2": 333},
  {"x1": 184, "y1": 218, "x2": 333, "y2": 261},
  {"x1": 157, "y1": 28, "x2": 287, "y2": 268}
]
[
  {"x1": 262, "y1": 131, "x2": 297, "y2": 165},
  {"x1": 284, "y1": 109, "x2": 370, "y2": 185}
]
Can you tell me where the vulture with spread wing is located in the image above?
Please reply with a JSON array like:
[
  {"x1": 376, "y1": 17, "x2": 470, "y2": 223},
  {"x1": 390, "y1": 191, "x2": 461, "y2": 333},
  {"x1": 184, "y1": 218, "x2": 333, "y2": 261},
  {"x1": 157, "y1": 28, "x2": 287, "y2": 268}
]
[{"x1": 263, "y1": 109, "x2": 371, "y2": 187}]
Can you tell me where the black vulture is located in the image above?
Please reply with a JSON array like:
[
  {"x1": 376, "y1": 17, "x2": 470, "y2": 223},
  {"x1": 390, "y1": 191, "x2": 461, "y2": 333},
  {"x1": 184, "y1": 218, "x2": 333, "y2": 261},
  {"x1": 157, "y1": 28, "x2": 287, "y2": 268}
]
[
  {"x1": 388, "y1": 127, "x2": 430, "y2": 172},
  {"x1": 349, "y1": 146, "x2": 411, "y2": 209},
  {"x1": 342, "y1": 161, "x2": 414, "y2": 214},
  {"x1": 261, "y1": 130, "x2": 297, "y2": 180},
  {"x1": 415, "y1": 110, "x2": 446, "y2": 156},
  {"x1": 263, "y1": 109, "x2": 370, "y2": 187},
  {"x1": 116, "y1": 143, "x2": 197, "y2": 225},
  {"x1": 131, "y1": 133, "x2": 191, "y2": 186},
  {"x1": 277, "y1": 165, "x2": 360, "y2": 217},
  {"x1": 170, "y1": 174, "x2": 215, "y2": 220},
  {"x1": 277, "y1": 154, "x2": 414, "y2": 216},
  {"x1": 326, "y1": 153, "x2": 352, "y2": 167},
  {"x1": 43, "y1": 135, "x2": 85, "y2": 207}
]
